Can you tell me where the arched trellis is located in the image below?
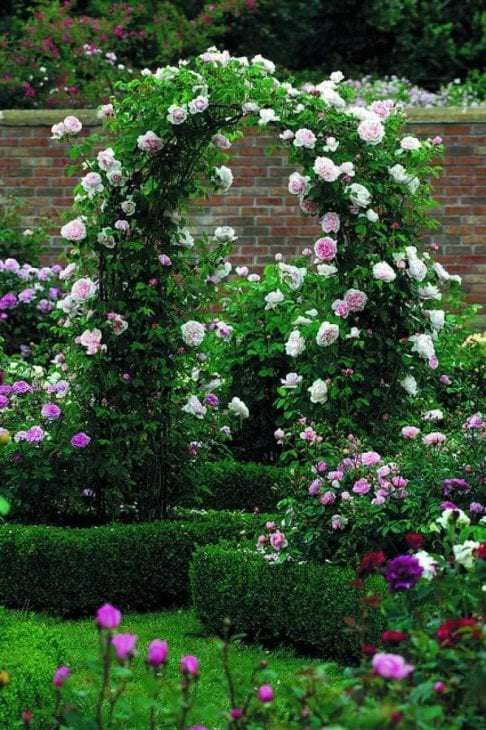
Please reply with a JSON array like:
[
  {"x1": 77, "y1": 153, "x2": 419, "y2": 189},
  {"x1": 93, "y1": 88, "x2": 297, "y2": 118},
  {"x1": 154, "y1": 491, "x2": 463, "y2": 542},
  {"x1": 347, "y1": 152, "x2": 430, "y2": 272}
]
[{"x1": 55, "y1": 51, "x2": 448, "y2": 518}]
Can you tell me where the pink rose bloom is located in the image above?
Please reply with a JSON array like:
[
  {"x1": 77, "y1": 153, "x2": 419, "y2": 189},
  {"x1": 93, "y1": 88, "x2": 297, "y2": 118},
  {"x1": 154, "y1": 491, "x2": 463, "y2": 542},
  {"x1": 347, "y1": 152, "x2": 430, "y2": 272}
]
[
  {"x1": 314, "y1": 237, "x2": 337, "y2": 261},
  {"x1": 299, "y1": 198, "x2": 319, "y2": 215},
  {"x1": 26, "y1": 426, "x2": 45, "y2": 443},
  {"x1": 167, "y1": 105, "x2": 187, "y2": 125},
  {"x1": 423, "y1": 432, "x2": 446, "y2": 446},
  {"x1": 439, "y1": 374, "x2": 451, "y2": 385},
  {"x1": 96, "y1": 603, "x2": 122, "y2": 629},
  {"x1": 294, "y1": 128, "x2": 316, "y2": 149},
  {"x1": 308, "y1": 479, "x2": 322, "y2": 496},
  {"x1": 159, "y1": 254, "x2": 172, "y2": 266},
  {"x1": 331, "y1": 298, "x2": 349, "y2": 318},
  {"x1": 112, "y1": 633, "x2": 137, "y2": 660},
  {"x1": 316, "y1": 321, "x2": 339, "y2": 347},
  {"x1": 81, "y1": 172, "x2": 104, "y2": 196},
  {"x1": 331, "y1": 514, "x2": 348, "y2": 530},
  {"x1": 313, "y1": 156, "x2": 340, "y2": 182},
  {"x1": 97, "y1": 147, "x2": 117, "y2": 171},
  {"x1": 181, "y1": 655, "x2": 199, "y2": 676},
  {"x1": 257, "y1": 684, "x2": 274, "y2": 703},
  {"x1": 288, "y1": 172, "x2": 309, "y2": 196},
  {"x1": 53, "y1": 666, "x2": 71, "y2": 687},
  {"x1": 401, "y1": 426, "x2": 420, "y2": 439},
  {"x1": 352, "y1": 478, "x2": 371, "y2": 495},
  {"x1": 79, "y1": 328, "x2": 103, "y2": 355},
  {"x1": 431, "y1": 136, "x2": 443, "y2": 145},
  {"x1": 189, "y1": 96, "x2": 209, "y2": 114},
  {"x1": 98, "y1": 103, "x2": 114, "y2": 118},
  {"x1": 279, "y1": 129, "x2": 294, "y2": 141},
  {"x1": 320, "y1": 212, "x2": 340, "y2": 233},
  {"x1": 71, "y1": 277, "x2": 97, "y2": 301},
  {"x1": 370, "y1": 99, "x2": 394, "y2": 118},
  {"x1": 320, "y1": 490, "x2": 336, "y2": 505},
  {"x1": 63, "y1": 115, "x2": 82, "y2": 134},
  {"x1": 372, "y1": 653, "x2": 414, "y2": 680},
  {"x1": 41, "y1": 403, "x2": 62, "y2": 420},
  {"x1": 115, "y1": 219, "x2": 129, "y2": 233},
  {"x1": 361, "y1": 451, "x2": 381, "y2": 466},
  {"x1": 270, "y1": 530, "x2": 288, "y2": 550},
  {"x1": 373, "y1": 261, "x2": 396, "y2": 283},
  {"x1": 137, "y1": 130, "x2": 164, "y2": 153},
  {"x1": 464, "y1": 413, "x2": 483, "y2": 430},
  {"x1": 61, "y1": 217, "x2": 87, "y2": 242},
  {"x1": 147, "y1": 639, "x2": 168, "y2": 667},
  {"x1": 300, "y1": 426, "x2": 318, "y2": 442},
  {"x1": 51, "y1": 122, "x2": 65, "y2": 140},
  {"x1": 357, "y1": 119, "x2": 385, "y2": 145},
  {"x1": 344, "y1": 288, "x2": 368, "y2": 312},
  {"x1": 71, "y1": 432, "x2": 91, "y2": 448}
]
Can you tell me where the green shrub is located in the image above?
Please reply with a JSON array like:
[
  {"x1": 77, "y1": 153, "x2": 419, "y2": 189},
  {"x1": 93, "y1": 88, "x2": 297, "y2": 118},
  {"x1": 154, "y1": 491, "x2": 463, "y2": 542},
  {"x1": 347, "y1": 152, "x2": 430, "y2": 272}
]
[
  {"x1": 191, "y1": 544, "x2": 385, "y2": 663},
  {"x1": 0, "y1": 512, "x2": 269, "y2": 616},
  {"x1": 186, "y1": 461, "x2": 293, "y2": 511},
  {"x1": 0, "y1": 609, "x2": 60, "y2": 729}
]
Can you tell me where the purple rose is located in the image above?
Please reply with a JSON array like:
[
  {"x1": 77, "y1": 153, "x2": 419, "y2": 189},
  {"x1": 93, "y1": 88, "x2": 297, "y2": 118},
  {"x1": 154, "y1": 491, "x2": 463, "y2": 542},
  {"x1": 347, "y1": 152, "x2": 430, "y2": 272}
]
[
  {"x1": 442, "y1": 478, "x2": 470, "y2": 496},
  {"x1": 71, "y1": 432, "x2": 91, "y2": 449},
  {"x1": 12, "y1": 380, "x2": 31, "y2": 395},
  {"x1": 0, "y1": 395, "x2": 9, "y2": 409},
  {"x1": 385, "y1": 555, "x2": 423, "y2": 591},
  {"x1": 26, "y1": 426, "x2": 45, "y2": 443},
  {"x1": 41, "y1": 403, "x2": 62, "y2": 420},
  {"x1": 0, "y1": 293, "x2": 17, "y2": 310},
  {"x1": 372, "y1": 653, "x2": 414, "y2": 680}
]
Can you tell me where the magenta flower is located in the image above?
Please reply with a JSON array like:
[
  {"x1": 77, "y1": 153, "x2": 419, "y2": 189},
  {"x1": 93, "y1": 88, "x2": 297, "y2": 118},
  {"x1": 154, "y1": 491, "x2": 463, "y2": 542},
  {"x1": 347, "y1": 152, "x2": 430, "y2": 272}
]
[
  {"x1": 147, "y1": 639, "x2": 168, "y2": 667},
  {"x1": 26, "y1": 426, "x2": 45, "y2": 443},
  {"x1": 385, "y1": 555, "x2": 423, "y2": 591},
  {"x1": 257, "y1": 684, "x2": 274, "y2": 703},
  {"x1": 112, "y1": 633, "x2": 138, "y2": 661},
  {"x1": 180, "y1": 655, "x2": 199, "y2": 676},
  {"x1": 372, "y1": 653, "x2": 414, "y2": 680},
  {"x1": 41, "y1": 403, "x2": 62, "y2": 420},
  {"x1": 12, "y1": 380, "x2": 31, "y2": 395},
  {"x1": 71, "y1": 432, "x2": 91, "y2": 449},
  {"x1": 96, "y1": 603, "x2": 122, "y2": 630},
  {"x1": 52, "y1": 665, "x2": 71, "y2": 687}
]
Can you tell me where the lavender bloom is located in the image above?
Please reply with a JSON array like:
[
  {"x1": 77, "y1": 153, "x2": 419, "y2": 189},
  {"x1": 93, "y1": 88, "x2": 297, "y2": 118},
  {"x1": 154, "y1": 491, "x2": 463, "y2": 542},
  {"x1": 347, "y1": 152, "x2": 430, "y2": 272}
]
[
  {"x1": 71, "y1": 432, "x2": 91, "y2": 449},
  {"x1": 442, "y1": 478, "x2": 470, "y2": 496}
]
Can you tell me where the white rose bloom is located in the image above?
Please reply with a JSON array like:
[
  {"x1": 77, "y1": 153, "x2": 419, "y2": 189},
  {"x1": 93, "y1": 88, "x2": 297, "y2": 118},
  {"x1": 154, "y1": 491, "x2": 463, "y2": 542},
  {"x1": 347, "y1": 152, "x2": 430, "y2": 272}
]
[
  {"x1": 345, "y1": 183, "x2": 371, "y2": 208},
  {"x1": 278, "y1": 263, "x2": 306, "y2": 290},
  {"x1": 214, "y1": 165, "x2": 234, "y2": 191},
  {"x1": 345, "y1": 327, "x2": 361, "y2": 339},
  {"x1": 308, "y1": 379, "x2": 328, "y2": 404},
  {"x1": 317, "y1": 264, "x2": 338, "y2": 277},
  {"x1": 178, "y1": 229, "x2": 194, "y2": 248},
  {"x1": 409, "y1": 333, "x2": 436, "y2": 361},
  {"x1": 400, "y1": 374, "x2": 418, "y2": 396},
  {"x1": 400, "y1": 135, "x2": 421, "y2": 150},
  {"x1": 214, "y1": 226, "x2": 237, "y2": 242},
  {"x1": 228, "y1": 396, "x2": 249, "y2": 418},
  {"x1": 251, "y1": 54, "x2": 275, "y2": 74},
  {"x1": 264, "y1": 289, "x2": 285, "y2": 310},
  {"x1": 258, "y1": 108, "x2": 279, "y2": 125},
  {"x1": 366, "y1": 209, "x2": 379, "y2": 222},
  {"x1": 316, "y1": 321, "x2": 339, "y2": 347},
  {"x1": 418, "y1": 284, "x2": 442, "y2": 301},
  {"x1": 285, "y1": 330, "x2": 306, "y2": 357},
  {"x1": 281, "y1": 372, "x2": 302, "y2": 388},
  {"x1": 182, "y1": 395, "x2": 207, "y2": 419},
  {"x1": 415, "y1": 550, "x2": 438, "y2": 580},
  {"x1": 453, "y1": 540, "x2": 480, "y2": 570},
  {"x1": 388, "y1": 163, "x2": 411, "y2": 183},
  {"x1": 408, "y1": 177, "x2": 420, "y2": 194},
  {"x1": 427, "y1": 309, "x2": 445, "y2": 331},
  {"x1": 372, "y1": 261, "x2": 396, "y2": 282},
  {"x1": 293, "y1": 316, "x2": 312, "y2": 325},
  {"x1": 433, "y1": 262, "x2": 462, "y2": 284},
  {"x1": 181, "y1": 320, "x2": 205, "y2": 347},
  {"x1": 405, "y1": 247, "x2": 427, "y2": 281}
]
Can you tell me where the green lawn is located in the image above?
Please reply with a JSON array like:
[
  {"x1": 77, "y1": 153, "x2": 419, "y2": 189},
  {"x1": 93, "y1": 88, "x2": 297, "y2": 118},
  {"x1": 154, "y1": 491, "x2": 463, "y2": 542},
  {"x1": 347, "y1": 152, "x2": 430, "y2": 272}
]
[{"x1": 5, "y1": 608, "x2": 337, "y2": 729}]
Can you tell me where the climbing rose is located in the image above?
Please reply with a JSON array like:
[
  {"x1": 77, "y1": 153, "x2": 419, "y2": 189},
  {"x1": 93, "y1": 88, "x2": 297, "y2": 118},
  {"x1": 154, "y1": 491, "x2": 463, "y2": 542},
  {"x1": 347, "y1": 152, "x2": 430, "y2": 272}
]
[
  {"x1": 71, "y1": 278, "x2": 97, "y2": 301},
  {"x1": 41, "y1": 403, "x2": 61, "y2": 420},
  {"x1": 344, "y1": 288, "x2": 367, "y2": 312},
  {"x1": 316, "y1": 322, "x2": 339, "y2": 347},
  {"x1": 167, "y1": 105, "x2": 187, "y2": 125},
  {"x1": 314, "y1": 237, "x2": 337, "y2": 261},
  {"x1": 313, "y1": 156, "x2": 340, "y2": 181},
  {"x1": 228, "y1": 397, "x2": 249, "y2": 419},
  {"x1": 63, "y1": 115, "x2": 82, "y2": 134},
  {"x1": 308, "y1": 379, "x2": 328, "y2": 404},
  {"x1": 81, "y1": 172, "x2": 104, "y2": 197},
  {"x1": 357, "y1": 119, "x2": 385, "y2": 145},
  {"x1": 320, "y1": 212, "x2": 340, "y2": 233},
  {"x1": 293, "y1": 128, "x2": 316, "y2": 149},
  {"x1": 372, "y1": 653, "x2": 414, "y2": 679},
  {"x1": 181, "y1": 321, "x2": 205, "y2": 347},
  {"x1": 373, "y1": 261, "x2": 396, "y2": 282},
  {"x1": 137, "y1": 131, "x2": 164, "y2": 152},
  {"x1": 79, "y1": 329, "x2": 103, "y2": 355},
  {"x1": 288, "y1": 172, "x2": 309, "y2": 195},
  {"x1": 61, "y1": 217, "x2": 86, "y2": 242}
]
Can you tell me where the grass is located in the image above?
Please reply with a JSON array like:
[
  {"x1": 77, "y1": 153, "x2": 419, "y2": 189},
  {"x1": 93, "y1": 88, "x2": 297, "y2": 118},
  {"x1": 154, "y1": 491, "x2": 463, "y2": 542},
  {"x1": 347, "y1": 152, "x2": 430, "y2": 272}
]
[{"x1": 4, "y1": 608, "x2": 338, "y2": 729}]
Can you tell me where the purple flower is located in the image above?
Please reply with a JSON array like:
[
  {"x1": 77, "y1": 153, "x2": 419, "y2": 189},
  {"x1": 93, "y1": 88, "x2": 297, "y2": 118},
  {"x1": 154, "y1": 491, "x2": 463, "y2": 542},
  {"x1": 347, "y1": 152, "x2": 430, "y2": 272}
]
[
  {"x1": 372, "y1": 653, "x2": 414, "y2": 680},
  {"x1": 12, "y1": 380, "x2": 31, "y2": 395},
  {"x1": 470, "y1": 502, "x2": 484, "y2": 514},
  {"x1": 71, "y1": 432, "x2": 91, "y2": 449},
  {"x1": 112, "y1": 633, "x2": 137, "y2": 660},
  {"x1": 203, "y1": 393, "x2": 219, "y2": 407},
  {"x1": 0, "y1": 395, "x2": 9, "y2": 409},
  {"x1": 257, "y1": 684, "x2": 274, "y2": 703},
  {"x1": 180, "y1": 655, "x2": 199, "y2": 676},
  {"x1": 147, "y1": 639, "x2": 169, "y2": 667},
  {"x1": 96, "y1": 603, "x2": 122, "y2": 630},
  {"x1": 41, "y1": 403, "x2": 62, "y2": 420},
  {"x1": 352, "y1": 478, "x2": 371, "y2": 495},
  {"x1": 53, "y1": 665, "x2": 71, "y2": 687},
  {"x1": 0, "y1": 293, "x2": 17, "y2": 310},
  {"x1": 464, "y1": 413, "x2": 484, "y2": 430},
  {"x1": 385, "y1": 555, "x2": 423, "y2": 591},
  {"x1": 442, "y1": 478, "x2": 470, "y2": 496},
  {"x1": 25, "y1": 426, "x2": 45, "y2": 443}
]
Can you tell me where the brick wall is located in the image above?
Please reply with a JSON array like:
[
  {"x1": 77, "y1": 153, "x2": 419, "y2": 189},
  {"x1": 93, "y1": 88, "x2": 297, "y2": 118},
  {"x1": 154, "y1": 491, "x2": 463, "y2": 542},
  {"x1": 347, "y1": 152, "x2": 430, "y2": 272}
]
[{"x1": 0, "y1": 107, "x2": 485, "y2": 317}]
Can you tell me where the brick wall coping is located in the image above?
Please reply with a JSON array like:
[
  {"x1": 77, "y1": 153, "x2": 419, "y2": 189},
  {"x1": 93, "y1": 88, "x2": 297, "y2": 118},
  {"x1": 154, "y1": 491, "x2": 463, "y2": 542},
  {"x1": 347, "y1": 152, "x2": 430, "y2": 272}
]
[{"x1": 1, "y1": 107, "x2": 486, "y2": 127}]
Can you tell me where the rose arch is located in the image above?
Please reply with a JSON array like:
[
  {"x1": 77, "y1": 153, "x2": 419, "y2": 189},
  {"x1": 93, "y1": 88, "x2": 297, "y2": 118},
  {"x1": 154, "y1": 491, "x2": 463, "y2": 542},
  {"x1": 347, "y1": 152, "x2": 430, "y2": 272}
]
[{"x1": 53, "y1": 49, "x2": 454, "y2": 518}]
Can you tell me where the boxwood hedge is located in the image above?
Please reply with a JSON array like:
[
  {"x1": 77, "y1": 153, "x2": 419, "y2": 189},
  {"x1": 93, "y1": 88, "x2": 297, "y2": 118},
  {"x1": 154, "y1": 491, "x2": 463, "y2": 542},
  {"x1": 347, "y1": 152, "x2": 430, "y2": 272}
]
[
  {"x1": 0, "y1": 511, "x2": 268, "y2": 616},
  {"x1": 191, "y1": 544, "x2": 386, "y2": 662}
]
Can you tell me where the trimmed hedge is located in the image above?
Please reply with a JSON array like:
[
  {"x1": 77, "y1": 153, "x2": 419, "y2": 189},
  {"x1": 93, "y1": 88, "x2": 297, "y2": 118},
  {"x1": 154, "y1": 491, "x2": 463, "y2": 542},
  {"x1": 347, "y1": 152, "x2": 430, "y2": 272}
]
[
  {"x1": 0, "y1": 609, "x2": 60, "y2": 729},
  {"x1": 0, "y1": 512, "x2": 268, "y2": 616},
  {"x1": 186, "y1": 460, "x2": 293, "y2": 511},
  {"x1": 191, "y1": 545, "x2": 385, "y2": 663}
]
